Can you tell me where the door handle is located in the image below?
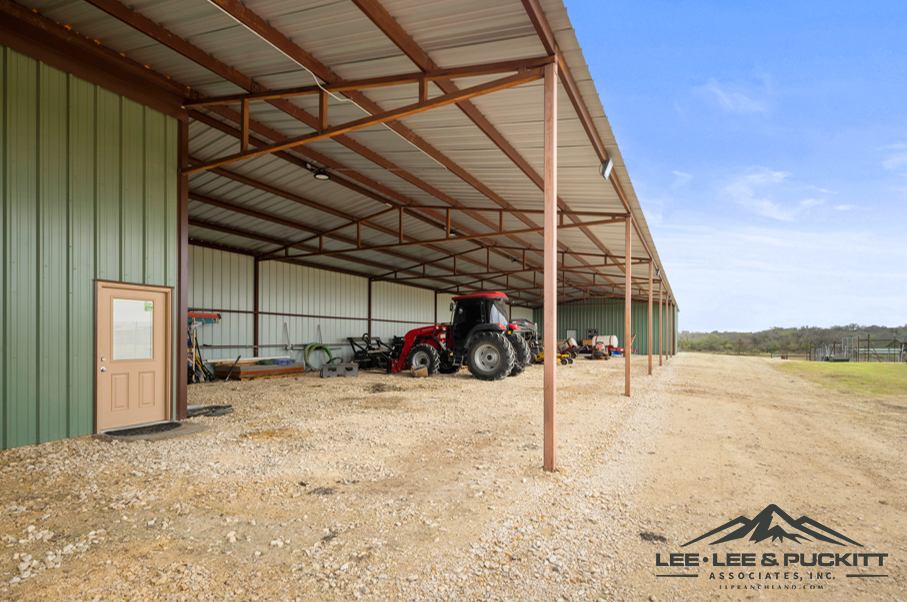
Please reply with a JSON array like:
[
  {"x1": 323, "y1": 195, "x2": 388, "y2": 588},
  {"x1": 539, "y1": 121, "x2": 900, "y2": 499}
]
[{"x1": 100, "y1": 367, "x2": 107, "y2": 372}]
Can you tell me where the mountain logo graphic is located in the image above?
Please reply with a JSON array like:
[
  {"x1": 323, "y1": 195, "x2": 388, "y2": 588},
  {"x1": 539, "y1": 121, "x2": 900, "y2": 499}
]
[{"x1": 681, "y1": 505, "x2": 863, "y2": 547}]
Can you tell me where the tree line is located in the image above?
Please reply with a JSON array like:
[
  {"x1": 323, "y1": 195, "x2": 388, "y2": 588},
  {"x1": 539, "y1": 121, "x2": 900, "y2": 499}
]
[{"x1": 679, "y1": 324, "x2": 905, "y2": 355}]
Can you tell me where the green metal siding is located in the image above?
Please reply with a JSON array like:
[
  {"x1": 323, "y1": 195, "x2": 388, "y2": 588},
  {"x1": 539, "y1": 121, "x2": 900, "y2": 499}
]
[
  {"x1": 533, "y1": 299, "x2": 678, "y2": 355},
  {"x1": 1, "y1": 47, "x2": 178, "y2": 449}
]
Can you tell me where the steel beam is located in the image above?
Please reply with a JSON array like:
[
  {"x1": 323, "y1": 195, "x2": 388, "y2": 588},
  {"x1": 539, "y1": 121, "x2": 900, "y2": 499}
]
[
  {"x1": 351, "y1": 0, "x2": 625, "y2": 291},
  {"x1": 659, "y1": 281, "x2": 664, "y2": 367},
  {"x1": 624, "y1": 216, "x2": 632, "y2": 397},
  {"x1": 176, "y1": 119, "x2": 189, "y2": 420},
  {"x1": 543, "y1": 62, "x2": 558, "y2": 472},
  {"x1": 207, "y1": 0, "x2": 607, "y2": 294},
  {"x1": 91, "y1": 0, "x2": 581, "y2": 293},
  {"x1": 184, "y1": 71, "x2": 542, "y2": 175},
  {"x1": 265, "y1": 218, "x2": 624, "y2": 261},
  {"x1": 183, "y1": 56, "x2": 554, "y2": 107},
  {"x1": 648, "y1": 261, "x2": 653, "y2": 376}
]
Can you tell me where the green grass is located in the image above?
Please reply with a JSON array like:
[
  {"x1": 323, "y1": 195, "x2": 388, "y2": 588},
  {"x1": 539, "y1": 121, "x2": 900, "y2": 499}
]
[{"x1": 777, "y1": 361, "x2": 907, "y2": 397}]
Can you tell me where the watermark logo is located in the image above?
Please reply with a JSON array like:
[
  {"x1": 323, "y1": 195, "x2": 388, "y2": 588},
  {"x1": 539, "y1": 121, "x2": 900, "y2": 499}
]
[
  {"x1": 681, "y1": 504, "x2": 862, "y2": 547},
  {"x1": 652, "y1": 504, "x2": 889, "y2": 590}
]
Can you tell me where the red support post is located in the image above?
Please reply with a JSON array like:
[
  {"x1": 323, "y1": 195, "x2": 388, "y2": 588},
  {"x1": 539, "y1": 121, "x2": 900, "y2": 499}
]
[
  {"x1": 624, "y1": 216, "x2": 632, "y2": 396},
  {"x1": 542, "y1": 61, "x2": 558, "y2": 472}
]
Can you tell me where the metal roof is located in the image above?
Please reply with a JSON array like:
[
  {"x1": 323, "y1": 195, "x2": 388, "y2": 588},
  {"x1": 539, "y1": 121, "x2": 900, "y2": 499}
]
[{"x1": 13, "y1": 0, "x2": 677, "y2": 307}]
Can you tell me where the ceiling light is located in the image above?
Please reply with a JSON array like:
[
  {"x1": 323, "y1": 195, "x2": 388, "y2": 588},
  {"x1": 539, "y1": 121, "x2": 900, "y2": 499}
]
[
  {"x1": 313, "y1": 168, "x2": 330, "y2": 181},
  {"x1": 600, "y1": 158, "x2": 614, "y2": 180}
]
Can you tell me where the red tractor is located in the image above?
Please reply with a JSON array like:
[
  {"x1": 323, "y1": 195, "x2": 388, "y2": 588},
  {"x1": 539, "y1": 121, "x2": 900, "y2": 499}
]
[{"x1": 389, "y1": 292, "x2": 532, "y2": 380}]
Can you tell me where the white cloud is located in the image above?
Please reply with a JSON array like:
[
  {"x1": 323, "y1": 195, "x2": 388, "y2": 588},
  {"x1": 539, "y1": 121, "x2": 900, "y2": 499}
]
[
  {"x1": 671, "y1": 170, "x2": 693, "y2": 188},
  {"x1": 652, "y1": 223, "x2": 907, "y2": 331},
  {"x1": 721, "y1": 167, "x2": 828, "y2": 221},
  {"x1": 696, "y1": 73, "x2": 772, "y2": 114},
  {"x1": 834, "y1": 204, "x2": 855, "y2": 211},
  {"x1": 882, "y1": 152, "x2": 907, "y2": 171}
]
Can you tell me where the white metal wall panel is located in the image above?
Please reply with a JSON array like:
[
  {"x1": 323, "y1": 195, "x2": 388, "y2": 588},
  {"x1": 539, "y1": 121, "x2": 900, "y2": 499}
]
[
  {"x1": 435, "y1": 293, "x2": 455, "y2": 326},
  {"x1": 511, "y1": 306, "x2": 534, "y2": 322},
  {"x1": 370, "y1": 282, "x2": 435, "y2": 342},
  {"x1": 259, "y1": 261, "x2": 368, "y2": 366},
  {"x1": 187, "y1": 246, "x2": 255, "y2": 362}
]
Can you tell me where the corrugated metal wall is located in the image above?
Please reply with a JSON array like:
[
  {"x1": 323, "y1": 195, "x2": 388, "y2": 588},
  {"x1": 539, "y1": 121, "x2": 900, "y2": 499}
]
[
  {"x1": 1, "y1": 47, "x2": 178, "y2": 449},
  {"x1": 534, "y1": 299, "x2": 677, "y2": 355},
  {"x1": 188, "y1": 247, "x2": 254, "y2": 363},
  {"x1": 511, "y1": 306, "x2": 534, "y2": 322},
  {"x1": 370, "y1": 281, "x2": 435, "y2": 343},
  {"x1": 259, "y1": 261, "x2": 369, "y2": 366}
]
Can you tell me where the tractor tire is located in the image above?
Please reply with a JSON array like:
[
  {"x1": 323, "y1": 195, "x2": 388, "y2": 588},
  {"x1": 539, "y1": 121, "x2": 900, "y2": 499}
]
[
  {"x1": 507, "y1": 333, "x2": 532, "y2": 376},
  {"x1": 407, "y1": 343, "x2": 440, "y2": 376},
  {"x1": 467, "y1": 332, "x2": 515, "y2": 381}
]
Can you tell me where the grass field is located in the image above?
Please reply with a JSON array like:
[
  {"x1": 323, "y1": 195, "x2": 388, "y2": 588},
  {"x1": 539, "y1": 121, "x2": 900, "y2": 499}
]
[{"x1": 776, "y1": 360, "x2": 907, "y2": 396}]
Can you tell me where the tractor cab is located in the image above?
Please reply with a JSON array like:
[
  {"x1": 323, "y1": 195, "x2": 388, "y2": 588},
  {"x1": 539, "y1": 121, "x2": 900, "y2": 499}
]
[{"x1": 448, "y1": 291, "x2": 512, "y2": 351}]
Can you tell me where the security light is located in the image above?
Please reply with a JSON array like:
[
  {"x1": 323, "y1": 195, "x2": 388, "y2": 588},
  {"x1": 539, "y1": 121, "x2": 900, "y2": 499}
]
[
  {"x1": 600, "y1": 158, "x2": 614, "y2": 180},
  {"x1": 313, "y1": 168, "x2": 330, "y2": 181}
]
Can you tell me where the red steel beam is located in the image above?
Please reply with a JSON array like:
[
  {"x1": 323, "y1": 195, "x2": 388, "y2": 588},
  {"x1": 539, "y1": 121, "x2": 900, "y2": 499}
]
[
  {"x1": 81, "y1": 0, "x2": 607, "y2": 297},
  {"x1": 269, "y1": 218, "x2": 624, "y2": 261},
  {"x1": 543, "y1": 61, "x2": 558, "y2": 472},
  {"x1": 204, "y1": 0, "x2": 607, "y2": 295},
  {"x1": 520, "y1": 0, "x2": 666, "y2": 286},
  {"x1": 84, "y1": 0, "x2": 569, "y2": 292},
  {"x1": 624, "y1": 216, "x2": 632, "y2": 397},
  {"x1": 183, "y1": 56, "x2": 554, "y2": 107},
  {"x1": 184, "y1": 70, "x2": 542, "y2": 175},
  {"x1": 351, "y1": 0, "x2": 624, "y2": 291}
]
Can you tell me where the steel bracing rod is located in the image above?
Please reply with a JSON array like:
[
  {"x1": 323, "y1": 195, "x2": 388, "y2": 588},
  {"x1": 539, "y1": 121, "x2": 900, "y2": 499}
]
[
  {"x1": 83, "y1": 0, "x2": 592, "y2": 295},
  {"x1": 183, "y1": 70, "x2": 542, "y2": 175},
  {"x1": 261, "y1": 205, "x2": 627, "y2": 258},
  {"x1": 191, "y1": 111, "x2": 534, "y2": 278},
  {"x1": 192, "y1": 111, "x2": 602, "y2": 294},
  {"x1": 188, "y1": 201, "x2": 495, "y2": 290},
  {"x1": 183, "y1": 56, "x2": 555, "y2": 107},
  {"x1": 351, "y1": 0, "x2": 626, "y2": 293},
  {"x1": 79, "y1": 0, "x2": 604, "y2": 295},
  {"x1": 188, "y1": 114, "x2": 557, "y2": 292},
  {"x1": 262, "y1": 218, "x2": 625, "y2": 262},
  {"x1": 203, "y1": 0, "x2": 609, "y2": 293},
  {"x1": 382, "y1": 265, "x2": 630, "y2": 283},
  {"x1": 189, "y1": 190, "x2": 542, "y2": 291}
]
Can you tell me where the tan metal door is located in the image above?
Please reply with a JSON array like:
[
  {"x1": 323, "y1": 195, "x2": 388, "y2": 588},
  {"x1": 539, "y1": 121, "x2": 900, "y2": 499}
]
[{"x1": 96, "y1": 282, "x2": 172, "y2": 432}]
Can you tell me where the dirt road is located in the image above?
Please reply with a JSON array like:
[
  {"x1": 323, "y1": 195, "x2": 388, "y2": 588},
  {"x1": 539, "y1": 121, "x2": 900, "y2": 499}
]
[{"x1": 0, "y1": 353, "x2": 903, "y2": 600}]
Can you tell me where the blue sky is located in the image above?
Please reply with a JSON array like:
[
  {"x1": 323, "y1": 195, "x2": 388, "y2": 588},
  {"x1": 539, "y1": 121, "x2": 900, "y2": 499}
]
[{"x1": 568, "y1": 1, "x2": 907, "y2": 332}]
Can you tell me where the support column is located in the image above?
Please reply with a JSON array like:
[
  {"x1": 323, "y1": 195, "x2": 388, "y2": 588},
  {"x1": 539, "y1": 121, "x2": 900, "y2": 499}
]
[
  {"x1": 647, "y1": 261, "x2": 653, "y2": 376},
  {"x1": 253, "y1": 258, "x2": 260, "y2": 357},
  {"x1": 624, "y1": 216, "x2": 632, "y2": 397},
  {"x1": 543, "y1": 61, "x2": 558, "y2": 472},
  {"x1": 367, "y1": 279, "x2": 373, "y2": 337},
  {"x1": 176, "y1": 118, "x2": 189, "y2": 421},
  {"x1": 659, "y1": 281, "x2": 664, "y2": 367}
]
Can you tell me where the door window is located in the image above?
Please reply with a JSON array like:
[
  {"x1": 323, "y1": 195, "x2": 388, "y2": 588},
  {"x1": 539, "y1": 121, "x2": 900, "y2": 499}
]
[{"x1": 112, "y1": 298, "x2": 154, "y2": 360}]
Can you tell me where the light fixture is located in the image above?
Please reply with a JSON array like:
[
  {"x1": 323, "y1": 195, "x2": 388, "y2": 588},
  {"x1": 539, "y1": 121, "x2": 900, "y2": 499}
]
[
  {"x1": 600, "y1": 158, "x2": 614, "y2": 180},
  {"x1": 313, "y1": 168, "x2": 330, "y2": 181}
]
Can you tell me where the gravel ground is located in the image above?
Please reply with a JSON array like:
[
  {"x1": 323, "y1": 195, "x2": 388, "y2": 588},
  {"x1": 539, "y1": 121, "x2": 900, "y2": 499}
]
[{"x1": 1, "y1": 353, "x2": 903, "y2": 601}]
